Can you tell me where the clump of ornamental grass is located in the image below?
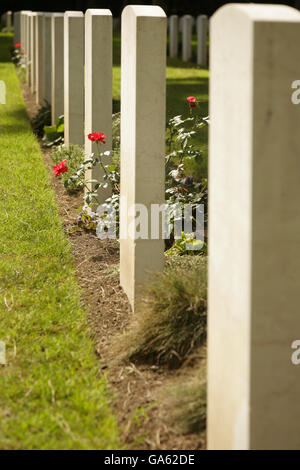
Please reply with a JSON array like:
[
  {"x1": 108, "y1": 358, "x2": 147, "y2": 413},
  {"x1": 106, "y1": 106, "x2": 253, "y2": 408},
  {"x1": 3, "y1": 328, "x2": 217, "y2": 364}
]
[
  {"x1": 161, "y1": 363, "x2": 206, "y2": 435},
  {"x1": 51, "y1": 144, "x2": 85, "y2": 192},
  {"x1": 112, "y1": 255, "x2": 207, "y2": 368}
]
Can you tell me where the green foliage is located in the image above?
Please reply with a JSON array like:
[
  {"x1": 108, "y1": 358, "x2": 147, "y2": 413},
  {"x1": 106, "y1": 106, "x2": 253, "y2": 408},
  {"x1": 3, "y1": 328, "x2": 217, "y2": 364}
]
[
  {"x1": 31, "y1": 101, "x2": 51, "y2": 137},
  {"x1": 43, "y1": 115, "x2": 64, "y2": 147},
  {"x1": 70, "y1": 212, "x2": 97, "y2": 233},
  {"x1": 65, "y1": 37, "x2": 209, "y2": 247},
  {"x1": 70, "y1": 110, "x2": 208, "y2": 247},
  {"x1": 10, "y1": 45, "x2": 23, "y2": 67},
  {"x1": 51, "y1": 144, "x2": 84, "y2": 192},
  {"x1": 166, "y1": 232, "x2": 207, "y2": 256},
  {"x1": 0, "y1": 53, "x2": 120, "y2": 450},
  {"x1": 112, "y1": 256, "x2": 207, "y2": 368},
  {"x1": 165, "y1": 114, "x2": 209, "y2": 205},
  {"x1": 68, "y1": 148, "x2": 119, "y2": 204},
  {"x1": 164, "y1": 113, "x2": 208, "y2": 252},
  {"x1": 66, "y1": 124, "x2": 120, "y2": 236},
  {"x1": 32, "y1": 104, "x2": 64, "y2": 147}
]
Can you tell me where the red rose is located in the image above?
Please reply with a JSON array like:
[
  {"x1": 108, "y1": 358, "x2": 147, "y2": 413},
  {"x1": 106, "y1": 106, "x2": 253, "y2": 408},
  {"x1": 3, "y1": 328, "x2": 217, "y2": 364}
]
[
  {"x1": 88, "y1": 132, "x2": 106, "y2": 144},
  {"x1": 187, "y1": 96, "x2": 197, "y2": 108},
  {"x1": 14, "y1": 42, "x2": 21, "y2": 48},
  {"x1": 53, "y1": 160, "x2": 68, "y2": 177},
  {"x1": 21, "y1": 51, "x2": 24, "y2": 55}
]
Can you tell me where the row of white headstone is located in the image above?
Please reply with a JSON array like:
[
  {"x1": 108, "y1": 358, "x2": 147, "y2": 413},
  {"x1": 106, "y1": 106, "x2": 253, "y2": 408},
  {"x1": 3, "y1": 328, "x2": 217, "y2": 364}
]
[
  {"x1": 13, "y1": 6, "x2": 166, "y2": 312},
  {"x1": 168, "y1": 14, "x2": 208, "y2": 66},
  {"x1": 12, "y1": 3, "x2": 300, "y2": 450}
]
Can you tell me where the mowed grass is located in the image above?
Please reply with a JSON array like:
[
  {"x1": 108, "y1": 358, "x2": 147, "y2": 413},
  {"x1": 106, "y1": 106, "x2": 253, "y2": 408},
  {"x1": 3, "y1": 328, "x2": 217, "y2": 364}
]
[
  {"x1": 113, "y1": 34, "x2": 209, "y2": 178},
  {"x1": 0, "y1": 33, "x2": 120, "y2": 450}
]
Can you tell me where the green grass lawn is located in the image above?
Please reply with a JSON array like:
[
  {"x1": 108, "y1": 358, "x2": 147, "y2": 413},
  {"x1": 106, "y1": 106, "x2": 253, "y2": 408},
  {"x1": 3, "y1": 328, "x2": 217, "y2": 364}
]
[
  {"x1": 113, "y1": 35, "x2": 209, "y2": 178},
  {"x1": 0, "y1": 33, "x2": 120, "y2": 450},
  {"x1": 0, "y1": 32, "x2": 208, "y2": 449}
]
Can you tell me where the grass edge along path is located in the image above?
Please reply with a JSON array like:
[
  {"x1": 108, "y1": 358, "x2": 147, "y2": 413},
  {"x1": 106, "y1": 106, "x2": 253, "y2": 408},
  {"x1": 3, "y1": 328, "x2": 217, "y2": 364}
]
[{"x1": 0, "y1": 35, "x2": 120, "y2": 450}]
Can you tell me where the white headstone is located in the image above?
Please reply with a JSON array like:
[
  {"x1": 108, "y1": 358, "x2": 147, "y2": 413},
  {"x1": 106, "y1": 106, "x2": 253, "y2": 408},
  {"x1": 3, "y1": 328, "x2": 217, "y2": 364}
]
[
  {"x1": 120, "y1": 5, "x2": 166, "y2": 310},
  {"x1": 6, "y1": 11, "x2": 12, "y2": 28},
  {"x1": 169, "y1": 15, "x2": 178, "y2": 58},
  {"x1": 42, "y1": 13, "x2": 52, "y2": 104},
  {"x1": 182, "y1": 14, "x2": 193, "y2": 62},
  {"x1": 208, "y1": 3, "x2": 300, "y2": 450},
  {"x1": 51, "y1": 13, "x2": 64, "y2": 124},
  {"x1": 196, "y1": 15, "x2": 208, "y2": 67},
  {"x1": 20, "y1": 10, "x2": 30, "y2": 50},
  {"x1": 64, "y1": 11, "x2": 84, "y2": 146},
  {"x1": 36, "y1": 13, "x2": 44, "y2": 105},
  {"x1": 30, "y1": 13, "x2": 37, "y2": 93},
  {"x1": 25, "y1": 12, "x2": 32, "y2": 84},
  {"x1": 84, "y1": 9, "x2": 112, "y2": 203},
  {"x1": 14, "y1": 11, "x2": 21, "y2": 44}
]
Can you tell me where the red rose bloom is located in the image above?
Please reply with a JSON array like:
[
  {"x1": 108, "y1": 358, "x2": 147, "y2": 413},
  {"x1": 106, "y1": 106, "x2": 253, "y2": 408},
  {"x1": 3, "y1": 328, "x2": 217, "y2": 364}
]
[
  {"x1": 187, "y1": 96, "x2": 197, "y2": 108},
  {"x1": 53, "y1": 160, "x2": 68, "y2": 177},
  {"x1": 21, "y1": 51, "x2": 24, "y2": 55},
  {"x1": 14, "y1": 42, "x2": 21, "y2": 48},
  {"x1": 88, "y1": 132, "x2": 106, "y2": 144}
]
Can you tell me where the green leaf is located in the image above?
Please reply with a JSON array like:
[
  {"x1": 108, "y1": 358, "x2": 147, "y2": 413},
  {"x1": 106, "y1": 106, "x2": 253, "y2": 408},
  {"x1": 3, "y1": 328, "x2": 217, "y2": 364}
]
[
  {"x1": 43, "y1": 125, "x2": 57, "y2": 136},
  {"x1": 56, "y1": 115, "x2": 64, "y2": 128}
]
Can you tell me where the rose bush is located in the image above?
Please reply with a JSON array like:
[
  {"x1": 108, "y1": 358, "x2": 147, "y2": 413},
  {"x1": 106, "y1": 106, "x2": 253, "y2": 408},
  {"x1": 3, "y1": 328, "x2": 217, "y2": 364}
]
[
  {"x1": 10, "y1": 43, "x2": 24, "y2": 67},
  {"x1": 65, "y1": 98, "x2": 209, "y2": 253}
]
